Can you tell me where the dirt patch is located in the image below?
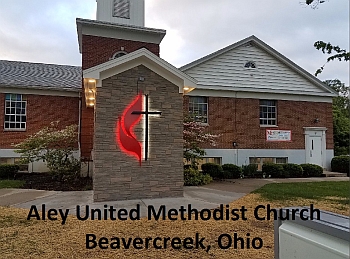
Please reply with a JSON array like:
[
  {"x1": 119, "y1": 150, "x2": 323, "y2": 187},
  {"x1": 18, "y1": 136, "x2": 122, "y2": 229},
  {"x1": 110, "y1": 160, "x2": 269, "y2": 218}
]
[
  {"x1": 15, "y1": 173, "x2": 92, "y2": 191},
  {"x1": 0, "y1": 193, "x2": 348, "y2": 259}
]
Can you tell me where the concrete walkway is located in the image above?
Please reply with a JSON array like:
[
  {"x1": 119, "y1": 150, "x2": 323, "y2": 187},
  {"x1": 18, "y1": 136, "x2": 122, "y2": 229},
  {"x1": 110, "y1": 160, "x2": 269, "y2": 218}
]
[{"x1": 1, "y1": 177, "x2": 348, "y2": 217}]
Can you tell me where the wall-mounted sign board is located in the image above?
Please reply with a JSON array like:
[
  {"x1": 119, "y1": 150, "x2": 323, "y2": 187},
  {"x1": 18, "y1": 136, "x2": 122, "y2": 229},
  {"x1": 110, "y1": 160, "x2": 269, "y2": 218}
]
[{"x1": 266, "y1": 130, "x2": 292, "y2": 142}]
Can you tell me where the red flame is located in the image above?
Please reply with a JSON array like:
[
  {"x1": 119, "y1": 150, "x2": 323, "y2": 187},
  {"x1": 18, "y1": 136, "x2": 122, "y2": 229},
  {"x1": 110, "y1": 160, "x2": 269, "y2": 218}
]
[{"x1": 116, "y1": 93, "x2": 143, "y2": 165}]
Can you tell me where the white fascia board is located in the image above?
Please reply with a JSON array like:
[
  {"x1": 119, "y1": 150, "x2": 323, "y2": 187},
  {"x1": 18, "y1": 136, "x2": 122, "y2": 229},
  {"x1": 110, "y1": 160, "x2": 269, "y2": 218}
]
[
  {"x1": 76, "y1": 18, "x2": 166, "y2": 53},
  {"x1": 0, "y1": 85, "x2": 80, "y2": 97},
  {"x1": 186, "y1": 88, "x2": 333, "y2": 103},
  {"x1": 83, "y1": 48, "x2": 197, "y2": 93},
  {"x1": 192, "y1": 84, "x2": 335, "y2": 98}
]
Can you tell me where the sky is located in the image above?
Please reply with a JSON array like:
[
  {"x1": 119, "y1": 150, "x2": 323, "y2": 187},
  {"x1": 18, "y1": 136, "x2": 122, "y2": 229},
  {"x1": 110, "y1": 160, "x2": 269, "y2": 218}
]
[{"x1": 0, "y1": 0, "x2": 349, "y2": 85}]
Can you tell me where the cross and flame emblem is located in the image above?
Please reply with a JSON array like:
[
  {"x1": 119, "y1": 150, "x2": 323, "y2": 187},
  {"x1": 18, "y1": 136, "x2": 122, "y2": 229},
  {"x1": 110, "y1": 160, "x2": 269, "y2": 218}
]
[{"x1": 116, "y1": 92, "x2": 161, "y2": 165}]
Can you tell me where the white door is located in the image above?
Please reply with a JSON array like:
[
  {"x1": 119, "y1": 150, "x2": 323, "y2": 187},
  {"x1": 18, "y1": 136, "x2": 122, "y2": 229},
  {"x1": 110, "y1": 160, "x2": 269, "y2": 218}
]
[
  {"x1": 304, "y1": 127, "x2": 327, "y2": 168},
  {"x1": 308, "y1": 136, "x2": 322, "y2": 166}
]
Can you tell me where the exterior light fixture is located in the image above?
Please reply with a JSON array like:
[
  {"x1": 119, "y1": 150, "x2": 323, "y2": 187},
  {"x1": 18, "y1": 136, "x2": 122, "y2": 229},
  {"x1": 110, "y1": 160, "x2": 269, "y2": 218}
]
[
  {"x1": 183, "y1": 87, "x2": 190, "y2": 91},
  {"x1": 84, "y1": 78, "x2": 97, "y2": 108}
]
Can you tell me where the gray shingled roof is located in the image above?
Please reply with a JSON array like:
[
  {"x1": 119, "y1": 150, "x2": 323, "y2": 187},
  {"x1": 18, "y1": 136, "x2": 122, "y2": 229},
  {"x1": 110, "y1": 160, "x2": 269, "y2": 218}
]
[{"x1": 0, "y1": 60, "x2": 82, "y2": 91}]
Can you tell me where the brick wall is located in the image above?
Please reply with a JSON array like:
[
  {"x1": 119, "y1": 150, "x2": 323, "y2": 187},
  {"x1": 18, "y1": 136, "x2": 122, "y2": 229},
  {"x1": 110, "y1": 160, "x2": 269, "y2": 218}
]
[
  {"x1": 0, "y1": 93, "x2": 79, "y2": 149},
  {"x1": 184, "y1": 96, "x2": 334, "y2": 150},
  {"x1": 93, "y1": 65, "x2": 183, "y2": 201},
  {"x1": 80, "y1": 35, "x2": 161, "y2": 159},
  {"x1": 82, "y1": 35, "x2": 160, "y2": 70}
]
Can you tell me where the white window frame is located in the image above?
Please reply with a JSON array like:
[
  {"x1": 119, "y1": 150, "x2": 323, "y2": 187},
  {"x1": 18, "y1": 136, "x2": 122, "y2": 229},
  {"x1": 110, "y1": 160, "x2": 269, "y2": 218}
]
[
  {"x1": 4, "y1": 94, "x2": 27, "y2": 131},
  {"x1": 260, "y1": 100, "x2": 277, "y2": 126},
  {"x1": 249, "y1": 157, "x2": 288, "y2": 171},
  {"x1": 189, "y1": 96, "x2": 208, "y2": 123}
]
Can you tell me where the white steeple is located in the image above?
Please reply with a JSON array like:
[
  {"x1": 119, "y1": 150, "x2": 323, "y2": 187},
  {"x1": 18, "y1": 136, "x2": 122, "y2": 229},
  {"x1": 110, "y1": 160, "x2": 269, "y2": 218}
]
[{"x1": 96, "y1": 0, "x2": 145, "y2": 27}]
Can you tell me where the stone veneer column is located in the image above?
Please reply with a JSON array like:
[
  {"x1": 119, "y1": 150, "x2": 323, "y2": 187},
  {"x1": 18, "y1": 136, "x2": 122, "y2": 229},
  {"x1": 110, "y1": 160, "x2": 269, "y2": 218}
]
[{"x1": 93, "y1": 65, "x2": 183, "y2": 201}]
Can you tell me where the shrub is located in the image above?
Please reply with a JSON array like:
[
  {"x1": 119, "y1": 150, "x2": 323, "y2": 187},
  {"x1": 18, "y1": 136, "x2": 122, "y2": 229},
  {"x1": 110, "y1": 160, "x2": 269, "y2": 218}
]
[
  {"x1": 201, "y1": 163, "x2": 224, "y2": 179},
  {"x1": 282, "y1": 163, "x2": 304, "y2": 178},
  {"x1": 0, "y1": 164, "x2": 19, "y2": 179},
  {"x1": 184, "y1": 167, "x2": 212, "y2": 186},
  {"x1": 331, "y1": 156, "x2": 350, "y2": 176},
  {"x1": 222, "y1": 164, "x2": 242, "y2": 179},
  {"x1": 300, "y1": 164, "x2": 323, "y2": 177},
  {"x1": 242, "y1": 164, "x2": 258, "y2": 178},
  {"x1": 262, "y1": 163, "x2": 284, "y2": 178}
]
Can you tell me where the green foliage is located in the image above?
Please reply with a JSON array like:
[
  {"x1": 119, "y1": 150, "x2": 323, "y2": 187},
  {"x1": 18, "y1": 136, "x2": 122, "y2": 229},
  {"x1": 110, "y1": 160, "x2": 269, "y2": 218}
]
[
  {"x1": 300, "y1": 164, "x2": 323, "y2": 177},
  {"x1": 201, "y1": 163, "x2": 224, "y2": 179},
  {"x1": 0, "y1": 180, "x2": 25, "y2": 189},
  {"x1": 184, "y1": 167, "x2": 212, "y2": 186},
  {"x1": 253, "y1": 181, "x2": 349, "y2": 205},
  {"x1": 0, "y1": 164, "x2": 19, "y2": 179},
  {"x1": 222, "y1": 164, "x2": 242, "y2": 179},
  {"x1": 331, "y1": 156, "x2": 350, "y2": 176},
  {"x1": 262, "y1": 163, "x2": 284, "y2": 178},
  {"x1": 282, "y1": 163, "x2": 304, "y2": 178},
  {"x1": 324, "y1": 80, "x2": 350, "y2": 156},
  {"x1": 14, "y1": 122, "x2": 80, "y2": 180},
  {"x1": 241, "y1": 164, "x2": 258, "y2": 178},
  {"x1": 314, "y1": 42, "x2": 349, "y2": 76}
]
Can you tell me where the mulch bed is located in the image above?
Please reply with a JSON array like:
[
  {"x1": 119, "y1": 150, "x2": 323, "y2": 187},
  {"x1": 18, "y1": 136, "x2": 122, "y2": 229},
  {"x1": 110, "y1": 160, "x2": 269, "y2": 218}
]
[{"x1": 14, "y1": 172, "x2": 92, "y2": 191}]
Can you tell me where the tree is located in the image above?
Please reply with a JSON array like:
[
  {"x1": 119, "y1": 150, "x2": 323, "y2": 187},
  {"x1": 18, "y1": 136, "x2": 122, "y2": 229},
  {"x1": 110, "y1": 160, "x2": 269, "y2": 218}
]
[
  {"x1": 314, "y1": 42, "x2": 350, "y2": 76},
  {"x1": 324, "y1": 79, "x2": 350, "y2": 156},
  {"x1": 304, "y1": 0, "x2": 350, "y2": 76},
  {"x1": 183, "y1": 117, "x2": 220, "y2": 167},
  {"x1": 14, "y1": 121, "x2": 80, "y2": 180}
]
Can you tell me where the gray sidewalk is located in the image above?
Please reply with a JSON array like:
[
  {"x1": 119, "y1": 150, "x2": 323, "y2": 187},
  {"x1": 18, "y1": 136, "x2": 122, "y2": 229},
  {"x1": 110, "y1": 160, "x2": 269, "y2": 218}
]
[{"x1": 1, "y1": 177, "x2": 348, "y2": 218}]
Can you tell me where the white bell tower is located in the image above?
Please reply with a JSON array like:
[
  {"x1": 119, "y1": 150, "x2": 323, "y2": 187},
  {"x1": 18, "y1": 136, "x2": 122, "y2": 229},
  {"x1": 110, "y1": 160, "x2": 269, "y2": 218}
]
[{"x1": 96, "y1": 0, "x2": 145, "y2": 27}]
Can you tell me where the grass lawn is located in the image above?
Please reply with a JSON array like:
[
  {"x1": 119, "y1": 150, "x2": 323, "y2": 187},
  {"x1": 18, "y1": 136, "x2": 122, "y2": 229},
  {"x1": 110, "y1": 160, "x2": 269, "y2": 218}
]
[
  {"x1": 253, "y1": 181, "x2": 350, "y2": 205},
  {"x1": 0, "y1": 180, "x2": 25, "y2": 189},
  {"x1": 0, "y1": 181, "x2": 349, "y2": 259}
]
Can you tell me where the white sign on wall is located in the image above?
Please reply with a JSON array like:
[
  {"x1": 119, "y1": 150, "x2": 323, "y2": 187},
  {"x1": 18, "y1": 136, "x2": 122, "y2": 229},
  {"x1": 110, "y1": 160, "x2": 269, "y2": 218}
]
[{"x1": 266, "y1": 130, "x2": 292, "y2": 142}]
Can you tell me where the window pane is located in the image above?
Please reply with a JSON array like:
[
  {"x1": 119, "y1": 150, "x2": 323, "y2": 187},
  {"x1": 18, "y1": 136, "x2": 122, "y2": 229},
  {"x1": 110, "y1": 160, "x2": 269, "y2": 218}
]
[
  {"x1": 5, "y1": 94, "x2": 11, "y2": 100},
  {"x1": 276, "y1": 158, "x2": 288, "y2": 164}
]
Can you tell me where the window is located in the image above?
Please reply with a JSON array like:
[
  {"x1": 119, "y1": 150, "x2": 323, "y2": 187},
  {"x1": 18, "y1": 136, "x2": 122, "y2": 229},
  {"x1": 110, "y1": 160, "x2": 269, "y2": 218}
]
[
  {"x1": 113, "y1": 0, "x2": 130, "y2": 19},
  {"x1": 111, "y1": 51, "x2": 127, "y2": 59},
  {"x1": 260, "y1": 100, "x2": 277, "y2": 126},
  {"x1": 0, "y1": 157, "x2": 28, "y2": 171},
  {"x1": 4, "y1": 94, "x2": 27, "y2": 130},
  {"x1": 244, "y1": 61, "x2": 256, "y2": 68},
  {"x1": 249, "y1": 157, "x2": 288, "y2": 171},
  {"x1": 189, "y1": 96, "x2": 208, "y2": 123},
  {"x1": 198, "y1": 157, "x2": 222, "y2": 171}
]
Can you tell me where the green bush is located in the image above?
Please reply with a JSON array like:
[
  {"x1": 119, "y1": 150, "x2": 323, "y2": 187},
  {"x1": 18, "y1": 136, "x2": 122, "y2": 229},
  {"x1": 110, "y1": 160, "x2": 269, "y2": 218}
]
[
  {"x1": 201, "y1": 163, "x2": 224, "y2": 179},
  {"x1": 242, "y1": 164, "x2": 258, "y2": 178},
  {"x1": 331, "y1": 156, "x2": 350, "y2": 176},
  {"x1": 184, "y1": 167, "x2": 212, "y2": 186},
  {"x1": 282, "y1": 163, "x2": 304, "y2": 178},
  {"x1": 0, "y1": 164, "x2": 19, "y2": 179},
  {"x1": 262, "y1": 163, "x2": 284, "y2": 178},
  {"x1": 300, "y1": 164, "x2": 323, "y2": 177},
  {"x1": 222, "y1": 164, "x2": 242, "y2": 179}
]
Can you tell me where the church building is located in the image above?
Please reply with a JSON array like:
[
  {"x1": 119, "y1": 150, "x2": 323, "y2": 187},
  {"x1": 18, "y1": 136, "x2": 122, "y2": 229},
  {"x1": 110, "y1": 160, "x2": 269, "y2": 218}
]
[{"x1": 0, "y1": 0, "x2": 336, "y2": 200}]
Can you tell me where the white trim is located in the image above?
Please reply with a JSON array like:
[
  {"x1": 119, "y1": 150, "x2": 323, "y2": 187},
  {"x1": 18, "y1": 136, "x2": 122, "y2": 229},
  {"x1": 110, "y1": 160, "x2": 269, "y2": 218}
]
[
  {"x1": 180, "y1": 35, "x2": 337, "y2": 97},
  {"x1": 186, "y1": 88, "x2": 333, "y2": 103},
  {"x1": 83, "y1": 48, "x2": 197, "y2": 93},
  {"x1": 0, "y1": 86, "x2": 80, "y2": 97},
  {"x1": 76, "y1": 18, "x2": 166, "y2": 53},
  {"x1": 304, "y1": 127, "x2": 327, "y2": 168}
]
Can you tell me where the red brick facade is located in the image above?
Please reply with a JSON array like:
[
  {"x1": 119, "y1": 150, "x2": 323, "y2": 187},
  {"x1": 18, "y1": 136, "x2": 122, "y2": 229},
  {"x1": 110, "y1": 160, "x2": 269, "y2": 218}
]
[
  {"x1": 0, "y1": 93, "x2": 79, "y2": 149},
  {"x1": 82, "y1": 35, "x2": 160, "y2": 70},
  {"x1": 80, "y1": 35, "x2": 161, "y2": 159},
  {"x1": 184, "y1": 96, "x2": 334, "y2": 150}
]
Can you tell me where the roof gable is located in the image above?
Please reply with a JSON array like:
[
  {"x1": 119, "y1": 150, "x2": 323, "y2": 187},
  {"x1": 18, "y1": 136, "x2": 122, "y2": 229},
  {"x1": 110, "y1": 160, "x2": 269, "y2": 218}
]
[
  {"x1": 181, "y1": 35, "x2": 337, "y2": 97},
  {"x1": 83, "y1": 48, "x2": 197, "y2": 92}
]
